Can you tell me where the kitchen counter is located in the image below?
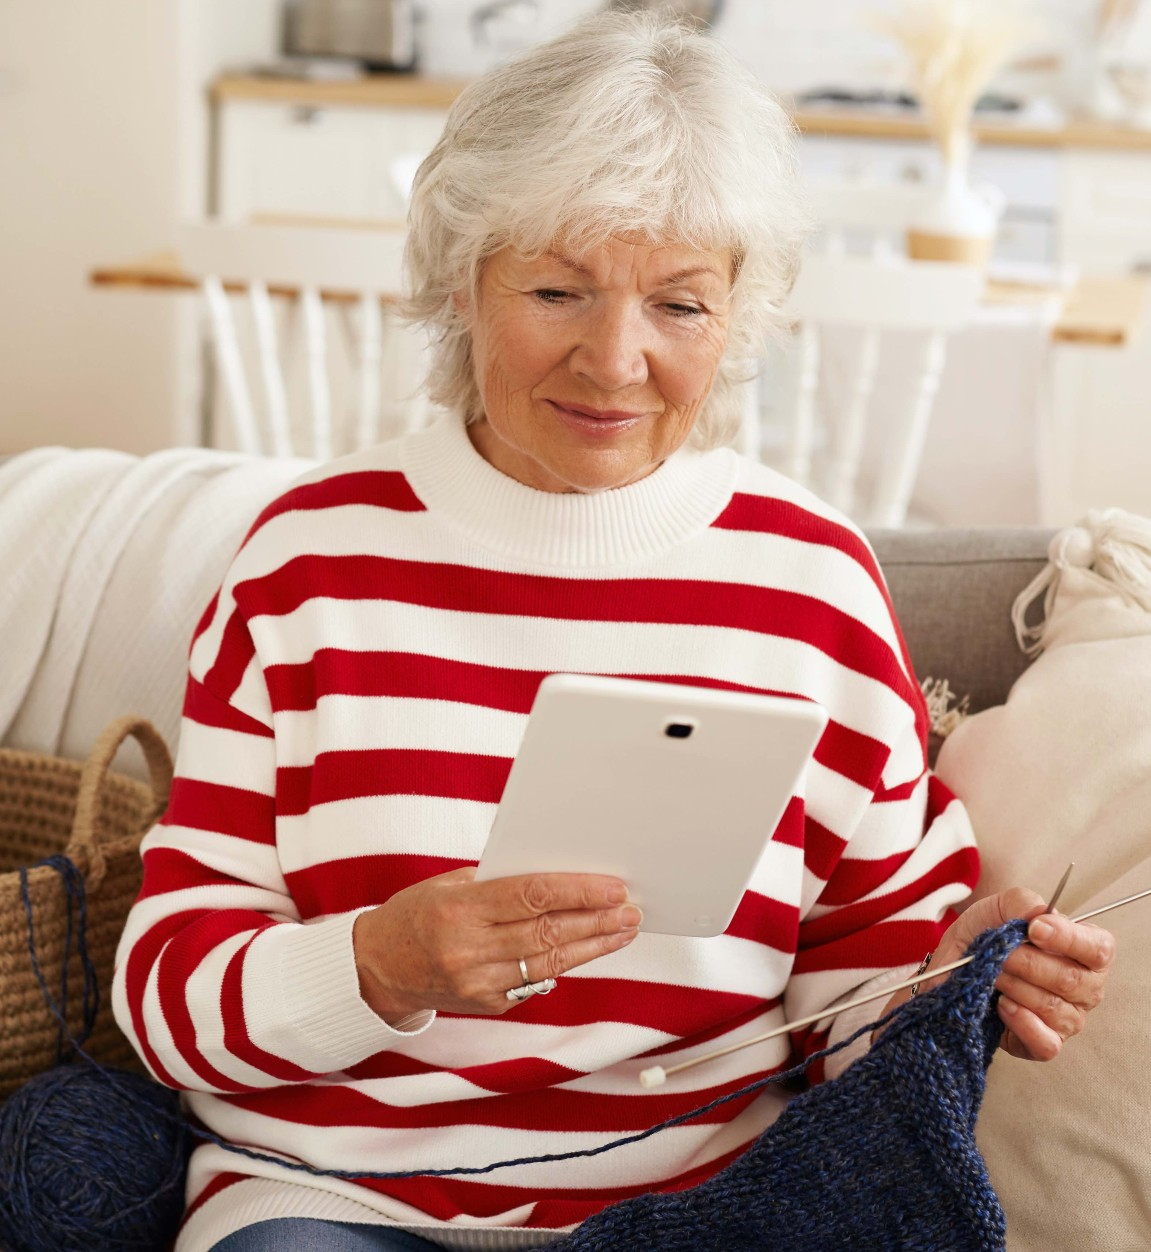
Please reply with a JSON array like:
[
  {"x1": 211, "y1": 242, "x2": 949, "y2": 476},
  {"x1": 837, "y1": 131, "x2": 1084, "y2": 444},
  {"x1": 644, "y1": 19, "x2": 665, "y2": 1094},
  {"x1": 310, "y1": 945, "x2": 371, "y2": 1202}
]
[{"x1": 211, "y1": 74, "x2": 1151, "y2": 151}]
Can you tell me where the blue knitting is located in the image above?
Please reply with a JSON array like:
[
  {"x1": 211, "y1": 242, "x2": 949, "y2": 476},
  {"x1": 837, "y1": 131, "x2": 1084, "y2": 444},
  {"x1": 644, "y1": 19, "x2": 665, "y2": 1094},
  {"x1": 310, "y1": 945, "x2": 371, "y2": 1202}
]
[{"x1": 545, "y1": 920, "x2": 1026, "y2": 1252}]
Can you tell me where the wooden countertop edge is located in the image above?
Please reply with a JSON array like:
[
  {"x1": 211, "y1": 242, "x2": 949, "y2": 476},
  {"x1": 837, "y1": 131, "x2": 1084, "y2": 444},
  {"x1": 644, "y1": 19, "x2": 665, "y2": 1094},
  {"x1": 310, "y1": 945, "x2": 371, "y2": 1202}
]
[
  {"x1": 89, "y1": 258, "x2": 1147, "y2": 347},
  {"x1": 210, "y1": 74, "x2": 1151, "y2": 150}
]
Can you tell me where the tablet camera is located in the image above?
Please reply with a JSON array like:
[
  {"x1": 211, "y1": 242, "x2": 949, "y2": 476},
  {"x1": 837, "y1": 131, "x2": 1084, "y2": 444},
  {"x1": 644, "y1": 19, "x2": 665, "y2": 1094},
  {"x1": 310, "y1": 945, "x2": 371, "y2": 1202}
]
[{"x1": 664, "y1": 721, "x2": 694, "y2": 739}]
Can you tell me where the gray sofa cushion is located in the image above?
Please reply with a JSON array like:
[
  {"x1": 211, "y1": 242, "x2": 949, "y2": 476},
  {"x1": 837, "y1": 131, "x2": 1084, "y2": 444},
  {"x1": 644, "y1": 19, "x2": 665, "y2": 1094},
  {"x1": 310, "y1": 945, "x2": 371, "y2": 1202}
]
[{"x1": 868, "y1": 529, "x2": 1054, "y2": 714}]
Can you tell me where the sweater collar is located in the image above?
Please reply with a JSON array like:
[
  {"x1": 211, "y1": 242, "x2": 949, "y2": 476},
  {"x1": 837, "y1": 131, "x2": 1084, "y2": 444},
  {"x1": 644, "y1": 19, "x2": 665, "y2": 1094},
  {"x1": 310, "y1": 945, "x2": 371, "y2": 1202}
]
[{"x1": 399, "y1": 411, "x2": 738, "y2": 568}]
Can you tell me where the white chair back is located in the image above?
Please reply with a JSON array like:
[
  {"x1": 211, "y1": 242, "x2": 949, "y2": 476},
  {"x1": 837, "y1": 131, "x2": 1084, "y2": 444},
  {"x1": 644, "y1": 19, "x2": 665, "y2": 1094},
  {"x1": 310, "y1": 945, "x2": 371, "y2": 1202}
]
[
  {"x1": 179, "y1": 222, "x2": 419, "y2": 459},
  {"x1": 777, "y1": 252, "x2": 984, "y2": 528}
]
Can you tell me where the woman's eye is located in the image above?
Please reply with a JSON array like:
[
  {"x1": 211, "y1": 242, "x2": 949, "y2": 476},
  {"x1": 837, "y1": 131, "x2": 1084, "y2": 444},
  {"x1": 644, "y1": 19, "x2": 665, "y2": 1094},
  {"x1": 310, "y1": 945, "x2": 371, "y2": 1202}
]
[
  {"x1": 663, "y1": 303, "x2": 704, "y2": 318},
  {"x1": 533, "y1": 289, "x2": 571, "y2": 305}
]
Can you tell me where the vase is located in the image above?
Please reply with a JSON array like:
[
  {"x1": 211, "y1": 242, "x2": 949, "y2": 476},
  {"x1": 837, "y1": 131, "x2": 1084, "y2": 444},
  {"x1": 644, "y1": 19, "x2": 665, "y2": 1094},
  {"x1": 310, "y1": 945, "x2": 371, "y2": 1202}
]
[{"x1": 907, "y1": 164, "x2": 1004, "y2": 268}]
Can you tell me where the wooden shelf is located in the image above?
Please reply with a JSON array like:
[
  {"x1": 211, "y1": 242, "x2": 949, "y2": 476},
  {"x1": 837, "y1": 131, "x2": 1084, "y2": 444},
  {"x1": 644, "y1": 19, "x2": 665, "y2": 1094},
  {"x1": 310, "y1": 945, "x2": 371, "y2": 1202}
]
[
  {"x1": 211, "y1": 75, "x2": 1151, "y2": 150},
  {"x1": 211, "y1": 74, "x2": 467, "y2": 110}
]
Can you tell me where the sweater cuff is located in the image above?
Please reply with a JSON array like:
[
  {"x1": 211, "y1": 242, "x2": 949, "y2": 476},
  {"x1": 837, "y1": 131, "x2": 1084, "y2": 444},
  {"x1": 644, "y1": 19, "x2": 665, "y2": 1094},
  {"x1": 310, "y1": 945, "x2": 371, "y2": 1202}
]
[
  {"x1": 823, "y1": 964, "x2": 917, "y2": 1081},
  {"x1": 244, "y1": 910, "x2": 435, "y2": 1075}
]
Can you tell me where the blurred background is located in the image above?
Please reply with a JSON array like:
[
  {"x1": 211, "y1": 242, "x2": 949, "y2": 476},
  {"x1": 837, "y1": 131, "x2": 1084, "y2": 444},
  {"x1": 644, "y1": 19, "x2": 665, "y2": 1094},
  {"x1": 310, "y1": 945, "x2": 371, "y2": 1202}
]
[{"x1": 2, "y1": 0, "x2": 1150, "y2": 527}]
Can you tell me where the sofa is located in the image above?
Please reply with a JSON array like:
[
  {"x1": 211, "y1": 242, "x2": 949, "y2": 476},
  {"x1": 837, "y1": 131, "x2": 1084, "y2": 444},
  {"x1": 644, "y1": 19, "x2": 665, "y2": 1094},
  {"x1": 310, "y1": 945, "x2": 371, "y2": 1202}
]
[{"x1": 1, "y1": 446, "x2": 1146, "y2": 1251}]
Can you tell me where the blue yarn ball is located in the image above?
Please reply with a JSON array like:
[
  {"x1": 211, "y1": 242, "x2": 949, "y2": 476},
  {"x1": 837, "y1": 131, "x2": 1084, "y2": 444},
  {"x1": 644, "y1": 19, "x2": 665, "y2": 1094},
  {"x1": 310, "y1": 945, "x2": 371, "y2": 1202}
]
[{"x1": 0, "y1": 1063, "x2": 191, "y2": 1252}]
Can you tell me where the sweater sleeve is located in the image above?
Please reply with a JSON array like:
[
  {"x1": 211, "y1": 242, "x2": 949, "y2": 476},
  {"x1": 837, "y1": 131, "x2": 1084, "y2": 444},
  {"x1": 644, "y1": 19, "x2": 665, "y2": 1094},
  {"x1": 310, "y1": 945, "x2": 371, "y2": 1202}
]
[
  {"x1": 783, "y1": 672, "x2": 980, "y2": 1084},
  {"x1": 111, "y1": 594, "x2": 433, "y2": 1095}
]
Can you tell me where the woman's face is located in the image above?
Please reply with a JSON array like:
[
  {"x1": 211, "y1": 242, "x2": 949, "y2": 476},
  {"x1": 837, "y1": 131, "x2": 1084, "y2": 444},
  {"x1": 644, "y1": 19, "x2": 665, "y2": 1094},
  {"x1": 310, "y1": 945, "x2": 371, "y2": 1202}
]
[{"x1": 462, "y1": 236, "x2": 732, "y2": 493}]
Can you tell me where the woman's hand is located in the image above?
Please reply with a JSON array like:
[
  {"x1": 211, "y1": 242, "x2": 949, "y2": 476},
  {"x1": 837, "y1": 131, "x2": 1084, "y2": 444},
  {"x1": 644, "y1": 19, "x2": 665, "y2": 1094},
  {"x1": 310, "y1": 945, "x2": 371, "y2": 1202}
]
[
  {"x1": 912, "y1": 888, "x2": 1116, "y2": 1060},
  {"x1": 351, "y1": 867, "x2": 641, "y2": 1024}
]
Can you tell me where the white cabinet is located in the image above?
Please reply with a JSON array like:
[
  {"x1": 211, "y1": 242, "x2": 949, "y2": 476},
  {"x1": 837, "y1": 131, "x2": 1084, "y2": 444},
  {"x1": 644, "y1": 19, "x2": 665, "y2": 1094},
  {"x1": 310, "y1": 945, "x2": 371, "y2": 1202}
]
[{"x1": 216, "y1": 101, "x2": 449, "y2": 222}]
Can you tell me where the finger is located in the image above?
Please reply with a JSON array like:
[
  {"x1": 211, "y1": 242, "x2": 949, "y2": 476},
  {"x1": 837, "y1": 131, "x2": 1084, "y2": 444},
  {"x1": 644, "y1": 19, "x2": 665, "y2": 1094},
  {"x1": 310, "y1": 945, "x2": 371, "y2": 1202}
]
[
  {"x1": 1027, "y1": 914, "x2": 1116, "y2": 973},
  {"x1": 511, "y1": 926, "x2": 641, "y2": 986},
  {"x1": 994, "y1": 969, "x2": 1088, "y2": 1040},
  {"x1": 499, "y1": 903, "x2": 644, "y2": 962},
  {"x1": 998, "y1": 996, "x2": 1063, "y2": 1061},
  {"x1": 475, "y1": 873, "x2": 630, "y2": 922},
  {"x1": 1002, "y1": 942, "x2": 1107, "y2": 1011}
]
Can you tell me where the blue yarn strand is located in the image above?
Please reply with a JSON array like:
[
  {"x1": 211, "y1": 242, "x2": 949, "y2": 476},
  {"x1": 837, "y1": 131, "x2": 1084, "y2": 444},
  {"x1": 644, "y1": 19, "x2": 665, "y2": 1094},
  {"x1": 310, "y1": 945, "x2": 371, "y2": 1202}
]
[{"x1": 2, "y1": 854, "x2": 1024, "y2": 1252}]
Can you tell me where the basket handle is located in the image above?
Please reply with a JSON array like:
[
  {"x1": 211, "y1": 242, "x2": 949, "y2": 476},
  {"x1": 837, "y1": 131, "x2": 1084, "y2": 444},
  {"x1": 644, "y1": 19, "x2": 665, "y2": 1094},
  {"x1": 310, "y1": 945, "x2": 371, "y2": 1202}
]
[{"x1": 67, "y1": 716, "x2": 174, "y2": 890}]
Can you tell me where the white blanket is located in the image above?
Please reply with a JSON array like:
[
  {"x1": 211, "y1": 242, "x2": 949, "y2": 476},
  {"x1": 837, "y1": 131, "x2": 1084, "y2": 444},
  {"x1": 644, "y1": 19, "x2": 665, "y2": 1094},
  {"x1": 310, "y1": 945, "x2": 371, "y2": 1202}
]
[{"x1": 0, "y1": 446, "x2": 314, "y2": 779}]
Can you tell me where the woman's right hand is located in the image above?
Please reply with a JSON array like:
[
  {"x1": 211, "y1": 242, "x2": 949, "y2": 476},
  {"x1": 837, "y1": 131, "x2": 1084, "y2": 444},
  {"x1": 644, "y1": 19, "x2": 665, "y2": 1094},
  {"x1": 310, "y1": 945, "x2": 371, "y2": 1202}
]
[{"x1": 351, "y1": 867, "x2": 641, "y2": 1023}]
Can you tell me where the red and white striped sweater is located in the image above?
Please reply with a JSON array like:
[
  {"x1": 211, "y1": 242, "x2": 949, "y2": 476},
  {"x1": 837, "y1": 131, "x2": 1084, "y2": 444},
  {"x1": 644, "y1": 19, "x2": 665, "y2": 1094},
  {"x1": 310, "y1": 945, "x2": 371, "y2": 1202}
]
[{"x1": 113, "y1": 413, "x2": 978, "y2": 1251}]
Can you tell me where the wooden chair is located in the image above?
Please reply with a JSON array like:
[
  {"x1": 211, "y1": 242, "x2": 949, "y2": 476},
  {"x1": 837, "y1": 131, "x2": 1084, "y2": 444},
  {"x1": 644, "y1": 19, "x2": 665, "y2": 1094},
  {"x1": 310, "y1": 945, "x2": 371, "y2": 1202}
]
[
  {"x1": 748, "y1": 178, "x2": 986, "y2": 527},
  {"x1": 778, "y1": 253, "x2": 985, "y2": 528},
  {"x1": 179, "y1": 222, "x2": 420, "y2": 459}
]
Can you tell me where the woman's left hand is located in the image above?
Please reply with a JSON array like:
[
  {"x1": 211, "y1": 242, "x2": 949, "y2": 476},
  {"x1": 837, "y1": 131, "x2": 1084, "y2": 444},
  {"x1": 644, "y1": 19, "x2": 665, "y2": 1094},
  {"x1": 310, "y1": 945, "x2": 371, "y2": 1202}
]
[{"x1": 919, "y1": 888, "x2": 1116, "y2": 1061}]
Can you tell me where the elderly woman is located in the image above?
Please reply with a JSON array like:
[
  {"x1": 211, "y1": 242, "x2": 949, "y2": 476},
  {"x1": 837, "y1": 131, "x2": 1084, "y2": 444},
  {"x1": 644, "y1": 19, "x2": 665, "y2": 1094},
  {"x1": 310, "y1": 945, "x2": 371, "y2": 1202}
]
[{"x1": 114, "y1": 13, "x2": 1114, "y2": 1252}]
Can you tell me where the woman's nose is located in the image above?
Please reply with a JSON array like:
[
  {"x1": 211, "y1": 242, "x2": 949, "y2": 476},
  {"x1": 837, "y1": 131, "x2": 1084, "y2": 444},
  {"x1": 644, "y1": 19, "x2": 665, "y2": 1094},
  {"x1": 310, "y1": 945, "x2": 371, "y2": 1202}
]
[{"x1": 569, "y1": 303, "x2": 649, "y2": 391}]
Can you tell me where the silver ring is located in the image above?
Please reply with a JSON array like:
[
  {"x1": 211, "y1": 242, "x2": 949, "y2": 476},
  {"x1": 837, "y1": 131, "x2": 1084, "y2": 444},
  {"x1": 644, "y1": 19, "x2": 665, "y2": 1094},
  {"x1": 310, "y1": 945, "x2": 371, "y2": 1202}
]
[
  {"x1": 505, "y1": 976, "x2": 559, "y2": 1003},
  {"x1": 518, "y1": 957, "x2": 530, "y2": 987}
]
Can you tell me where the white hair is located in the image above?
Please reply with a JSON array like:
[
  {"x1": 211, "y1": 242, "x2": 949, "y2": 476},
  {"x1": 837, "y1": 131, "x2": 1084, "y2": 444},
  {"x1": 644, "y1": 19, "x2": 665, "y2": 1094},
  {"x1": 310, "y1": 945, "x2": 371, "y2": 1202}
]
[{"x1": 404, "y1": 11, "x2": 811, "y2": 448}]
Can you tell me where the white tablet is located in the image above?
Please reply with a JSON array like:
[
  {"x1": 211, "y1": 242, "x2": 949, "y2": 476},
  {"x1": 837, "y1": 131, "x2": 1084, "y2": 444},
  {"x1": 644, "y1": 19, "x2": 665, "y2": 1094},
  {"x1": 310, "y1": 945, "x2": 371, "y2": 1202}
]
[{"x1": 475, "y1": 674, "x2": 828, "y2": 937}]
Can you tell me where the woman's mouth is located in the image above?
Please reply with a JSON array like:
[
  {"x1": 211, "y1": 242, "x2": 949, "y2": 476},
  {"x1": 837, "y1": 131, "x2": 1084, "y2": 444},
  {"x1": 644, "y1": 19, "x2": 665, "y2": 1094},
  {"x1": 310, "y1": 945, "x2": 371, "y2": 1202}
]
[{"x1": 546, "y1": 400, "x2": 646, "y2": 433}]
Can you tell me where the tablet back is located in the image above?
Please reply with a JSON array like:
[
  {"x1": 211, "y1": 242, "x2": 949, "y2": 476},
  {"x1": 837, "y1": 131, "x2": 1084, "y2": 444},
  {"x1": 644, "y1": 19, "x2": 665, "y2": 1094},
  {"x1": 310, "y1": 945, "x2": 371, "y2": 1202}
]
[{"x1": 475, "y1": 674, "x2": 828, "y2": 937}]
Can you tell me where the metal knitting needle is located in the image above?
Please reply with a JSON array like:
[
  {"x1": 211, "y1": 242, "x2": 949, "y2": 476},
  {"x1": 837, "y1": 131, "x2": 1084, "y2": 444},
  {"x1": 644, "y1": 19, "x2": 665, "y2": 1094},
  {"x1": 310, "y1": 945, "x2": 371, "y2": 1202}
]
[
  {"x1": 639, "y1": 876, "x2": 1149, "y2": 1090},
  {"x1": 1045, "y1": 861, "x2": 1075, "y2": 913}
]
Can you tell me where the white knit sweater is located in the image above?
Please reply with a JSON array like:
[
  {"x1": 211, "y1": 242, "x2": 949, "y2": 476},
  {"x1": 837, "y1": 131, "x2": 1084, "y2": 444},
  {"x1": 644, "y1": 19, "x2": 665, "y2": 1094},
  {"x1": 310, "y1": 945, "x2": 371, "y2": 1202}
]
[{"x1": 112, "y1": 413, "x2": 978, "y2": 1252}]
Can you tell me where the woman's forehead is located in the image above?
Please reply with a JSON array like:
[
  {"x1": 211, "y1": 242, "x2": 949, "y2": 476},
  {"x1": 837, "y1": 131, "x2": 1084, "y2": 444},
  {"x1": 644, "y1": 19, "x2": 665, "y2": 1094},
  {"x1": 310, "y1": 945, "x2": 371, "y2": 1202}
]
[{"x1": 494, "y1": 236, "x2": 733, "y2": 285}]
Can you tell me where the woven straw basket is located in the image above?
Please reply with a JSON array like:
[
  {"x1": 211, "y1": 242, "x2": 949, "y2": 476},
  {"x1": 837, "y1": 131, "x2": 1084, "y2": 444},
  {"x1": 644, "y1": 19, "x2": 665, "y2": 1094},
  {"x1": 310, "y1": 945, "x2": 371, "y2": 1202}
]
[{"x1": 0, "y1": 716, "x2": 172, "y2": 1101}]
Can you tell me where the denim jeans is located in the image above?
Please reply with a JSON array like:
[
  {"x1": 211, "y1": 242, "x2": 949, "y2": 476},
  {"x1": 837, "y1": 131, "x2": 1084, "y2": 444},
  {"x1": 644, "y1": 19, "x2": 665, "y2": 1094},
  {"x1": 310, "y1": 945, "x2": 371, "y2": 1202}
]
[{"x1": 209, "y1": 1218, "x2": 442, "y2": 1251}]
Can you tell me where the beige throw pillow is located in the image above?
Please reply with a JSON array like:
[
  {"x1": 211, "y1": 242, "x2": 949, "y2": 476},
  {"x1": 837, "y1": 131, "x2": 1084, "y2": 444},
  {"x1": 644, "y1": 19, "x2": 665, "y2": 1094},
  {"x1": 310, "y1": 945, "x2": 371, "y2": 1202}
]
[{"x1": 935, "y1": 508, "x2": 1151, "y2": 1252}]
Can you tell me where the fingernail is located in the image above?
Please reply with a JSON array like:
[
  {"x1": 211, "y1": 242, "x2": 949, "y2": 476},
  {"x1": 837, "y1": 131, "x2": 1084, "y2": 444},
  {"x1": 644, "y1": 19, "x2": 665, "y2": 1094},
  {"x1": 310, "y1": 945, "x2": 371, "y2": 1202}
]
[
  {"x1": 1000, "y1": 997, "x2": 1018, "y2": 1016},
  {"x1": 1030, "y1": 918, "x2": 1055, "y2": 943},
  {"x1": 620, "y1": 905, "x2": 643, "y2": 929},
  {"x1": 606, "y1": 884, "x2": 627, "y2": 904}
]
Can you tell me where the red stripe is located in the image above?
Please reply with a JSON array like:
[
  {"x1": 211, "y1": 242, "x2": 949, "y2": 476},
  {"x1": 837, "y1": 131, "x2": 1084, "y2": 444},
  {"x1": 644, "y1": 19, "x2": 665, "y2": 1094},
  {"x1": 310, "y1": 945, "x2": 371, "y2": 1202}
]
[
  {"x1": 191, "y1": 590, "x2": 221, "y2": 649},
  {"x1": 712, "y1": 492, "x2": 923, "y2": 715},
  {"x1": 122, "y1": 909, "x2": 211, "y2": 1089},
  {"x1": 203, "y1": 608, "x2": 258, "y2": 704},
  {"x1": 137, "y1": 847, "x2": 255, "y2": 900},
  {"x1": 343, "y1": 1138, "x2": 752, "y2": 1225},
  {"x1": 798, "y1": 847, "x2": 979, "y2": 951},
  {"x1": 182, "y1": 1171, "x2": 246, "y2": 1224},
  {"x1": 637, "y1": 996, "x2": 783, "y2": 1060},
  {"x1": 725, "y1": 889, "x2": 799, "y2": 951},
  {"x1": 285, "y1": 853, "x2": 465, "y2": 918},
  {"x1": 442, "y1": 976, "x2": 762, "y2": 1037},
  {"x1": 275, "y1": 749, "x2": 512, "y2": 816},
  {"x1": 220, "y1": 929, "x2": 320, "y2": 1085},
  {"x1": 263, "y1": 655, "x2": 889, "y2": 795},
  {"x1": 240, "y1": 470, "x2": 426, "y2": 547},
  {"x1": 160, "y1": 777, "x2": 276, "y2": 844},
  {"x1": 792, "y1": 916, "x2": 950, "y2": 976},
  {"x1": 265, "y1": 650, "x2": 548, "y2": 715},
  {"x1": 233, "y1": 556, "x2": 918, "y2": 705},
  {"x1": 815, "y1": 848, "x2": 916, "y2": 907},
  {"x1": 221, "y1": 1068, "x2": 765, "y2": 1133},
  {"x1": 802, "y1": 816, "x2": 848, "y2": 883},
  {"x1": 712, "y1": 494, "x2": 884, "y2": 591},
  {"x1": 155, "y1": 909, "x2": 279, "y2": 1093},
  {"x1": 183, "y1": 676, "x2": 274, "y2": 738}
]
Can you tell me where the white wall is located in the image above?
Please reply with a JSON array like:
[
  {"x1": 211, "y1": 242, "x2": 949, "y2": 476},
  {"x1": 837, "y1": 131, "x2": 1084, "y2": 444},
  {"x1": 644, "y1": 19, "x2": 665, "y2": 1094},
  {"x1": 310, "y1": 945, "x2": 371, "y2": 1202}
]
[
  {"x1": 0, "y1": 0, "x2": 283, "y2": 456},
  {"x1": 0, "y1": 0, "x2": 184, "y2": 455}
]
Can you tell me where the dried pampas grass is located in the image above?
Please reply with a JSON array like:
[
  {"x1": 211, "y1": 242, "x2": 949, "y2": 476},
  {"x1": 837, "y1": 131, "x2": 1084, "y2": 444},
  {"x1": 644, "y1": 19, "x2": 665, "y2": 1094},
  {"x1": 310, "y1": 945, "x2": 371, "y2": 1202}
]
[{"x1": 874, "y1": 0, "x2": 1040, "y2": 171}]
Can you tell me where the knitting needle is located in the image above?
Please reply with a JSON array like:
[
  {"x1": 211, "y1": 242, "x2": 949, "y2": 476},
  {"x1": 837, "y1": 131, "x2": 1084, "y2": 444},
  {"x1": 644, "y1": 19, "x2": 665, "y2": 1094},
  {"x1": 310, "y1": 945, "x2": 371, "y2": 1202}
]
[
  {"x1": 1045, "y1": 861, "x2": 1074, "y2": 913},
  {"x1": 638, "y1": 878, "x2": 1150, "y2": 1090}
]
